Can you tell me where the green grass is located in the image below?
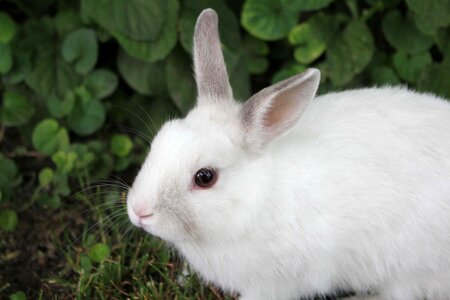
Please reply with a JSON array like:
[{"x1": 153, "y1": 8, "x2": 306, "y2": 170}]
[{"x1": 0, "y1": 183, "x2": 233, "y2": 299}]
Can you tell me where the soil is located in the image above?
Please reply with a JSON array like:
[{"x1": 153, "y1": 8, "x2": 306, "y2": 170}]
[{"x1": 0, "y1": 205, "x2": 85, "y2": 298}]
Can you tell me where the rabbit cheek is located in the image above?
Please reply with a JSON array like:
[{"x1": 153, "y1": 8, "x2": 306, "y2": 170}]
[{"x1": 154, "y1": 197, "x2": 198, "y2": 241}]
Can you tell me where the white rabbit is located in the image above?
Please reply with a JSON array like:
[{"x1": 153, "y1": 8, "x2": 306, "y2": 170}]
[{"x1": 127, "y1": 8, "x2": 450, "y2": 300}]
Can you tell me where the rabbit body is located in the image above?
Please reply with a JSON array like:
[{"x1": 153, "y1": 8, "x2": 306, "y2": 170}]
[
  {"x1": 127, "y1": 9, "x2": 450, "y2": 300},
  {"x1": 176, "y1": 87, "x2": 450, "y2": 300}
]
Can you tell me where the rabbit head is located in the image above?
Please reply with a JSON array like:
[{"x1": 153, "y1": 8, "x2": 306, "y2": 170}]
[{"x1": 127, "y1": 9, "x2": 320, "y2": 245}]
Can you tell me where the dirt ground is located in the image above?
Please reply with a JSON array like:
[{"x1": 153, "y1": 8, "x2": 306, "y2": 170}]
[{"x1": 0, "y1": 205, "x2": 84, "y2": 298}]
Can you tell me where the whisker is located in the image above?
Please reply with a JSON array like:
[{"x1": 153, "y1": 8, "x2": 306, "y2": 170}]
[
  {"x1": 109, "y1": 175, "x2": 131, "y2": 189},
  {"x1": 110, "y1": 102, "x2": 156, "y2": 138},
  {"x1": 58, "y1": 183, "x2": 126, "y2": 208},
  {"x1": 128, "y1": 95, "x2": 160, "y2": 135},
  {"x1": 113, "y1": 124, "x2": 152, "y2": 143}
]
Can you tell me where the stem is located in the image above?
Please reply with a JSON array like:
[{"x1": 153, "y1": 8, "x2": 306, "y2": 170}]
[
  {"x1": 345, "y1": 0, "x2": 359, "y2": 19},
  {"x1": 4, "y1": 151, "x2": 45, "y2": 159},
  {"x1": 19, "y1": 186, "x2": 42, "y2": 211},
  {"x1": 0, "y1": 283, "x2": 10, "y2": 294},
  {"x1": 0, "y1": 125, "x2": 4, "y2": 144},
  {"x1": 8, "y1": 0, "x2": 35, "y2": 17},
  {"x1": 362, "y1": 1, "x2": 385, "y2": 22}
]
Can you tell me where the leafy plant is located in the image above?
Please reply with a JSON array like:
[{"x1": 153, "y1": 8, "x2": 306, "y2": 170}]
[{"x1": 0, "y1": 0, "x2": 449, "y2": 298}]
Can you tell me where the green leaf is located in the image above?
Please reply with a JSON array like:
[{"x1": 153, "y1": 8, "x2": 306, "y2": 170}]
[
  {"x1": 0, "y1": 44, "x2": 13, "y2": 74},
  {"x1": 91, "y1": 152, "x2": 114, "y2": 179},
  {"x1": 0, "y1": 156, "x2": 18, "y2": 200},
  {"x1": 26, "y1": 56, "x2": 81, "y2": 98},
  {"x1": 242, "y1": 35, "x2": 270, "y2": 74},
  {"x1": 110, "y1": 134, "x2": 133, "y2": 157},
  {"x1": 67, "y1": 98, "x2": 106, "y2": 136},
  {"x1": 419, "y1": 63, "x2": 450, "y2": 99},
  {"x1": 271, "y1": 63, "x2": 306, "y2": 83},
  {"x1": 112, "y1": 21, "x2": 178, "y2": 63},
  {"x1": 88, "y1": 243, "x2": 110, "y2": 263},
  {"x1": 364, "y1": 0, "x2": 402, "y2": 8},
  {"x1": 0, "y1": 209, "x2": 18, "y2": 232},
  {"x1": 96, "y1": 28, "x2": 112, "y2": 43},
  {"x1": 52, "y1": 151, "x2": 77, "y2": 173},
  {"x1": 245, "y1": 56, "x2": 269, "y2": 74},
  {"x1": 74, "y1": 85, "x2": 93, "y2": 105},
  {"x1": 0, "y1": 12, "x2": 17, "y2": 44},
  {"x1": 393, "y1": 51, "x2": 432, "y2": 83},
  {"x1": 58, "y1": 129, "x2": 70, "y2": 151},
  {"x1": 37, "y1": 194, "x2": 61, "y2": 209},
  {"x1": 114, "y1": 156, "x2": 132, "y2": 172},
  {"x1": 405, "y1": 0, "x2": 450, "y2": 35},
  {"x1": 289, "y1": 14, "x2": 337, "y2": 65},
  {"x1": 371, "y1": 66, "x2": 400, "y2": 86},
  {"x1": 70, "y1": 144, "x2": 96, "y2": 170},
  {"x1": 83, "y1": 0, "x2": 179, "y2": 63},
  {"x1": 327, "y1": 20, "x2": 374, "y2": 86},
  {"x1": 241, "y1": 0, "x2": 299, "y2": 41},
  {"x1": 436, "y1": 29, "x2": 450, "y2": 59},
  {"x1": 81, "y1": 0, "x2": 165, "y2": 41},
  {"x1": 20, "y1": 17, "x2": 55, "y2": 54},
  {"x1": 38, "y1": 168, "x2": 54, "y2": 187},
  {"x1": 14, "y1": 0, "x2": 55, "y2": 15},
  {"x1": 85, "y1": 234, "x2": 96, "y2": 247},
  {"x1": 84, "y1": 69, "x2": 118, "y2": 99},
  {"x1": 243, "y1": 35, "x2": 269, "y2": 56},
  {"x1": 80, "y1": 255, "x2": 92, "y2": 275},
  {"x1": 221, "y1": 47, "x2": 251, "y2": 101},
  {"x1": 2, "y1": 91, "x2": 35, "y2": 127},
  {"x1": 281, "y1": 0, "x2": 333, "y2": 11},
  {"x1": 54, "y1": 10, "x2": 83, "y2": 37},
  {"x1": 382, "y1": 10, "x2": 434, "y2": 54},
  {"x1": 47, "y1": 94, "x2": 75, "y2": 119},
  {"x1": 62, "y1": 28, "x2": 98, "y2": 75},
  {"x1": 53, "y1": 173, "x2": 71, "y2": 197},
  {"x1": 165, "y1": 49, "x2": 196, "y2": 113},
  {"x1": 9, "y1": 291, "x2": 26, "y2": 300},
  {"x1": 289, "y1": 23, "x2": 326, "y2": 64},
  {"x1": 32, "y1": 119, "x2": 69, "y2": 156},
  {"x1": 117, "y1": 50, "x2": 166, "y2": 96},
  {"x1": 1, "y1": 50, "x2": 32, "y2": 85}
]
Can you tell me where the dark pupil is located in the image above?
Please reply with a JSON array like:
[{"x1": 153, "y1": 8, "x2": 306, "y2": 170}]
[{"x1": 195, "y1": 168, "x2": 215, "y2": 187}]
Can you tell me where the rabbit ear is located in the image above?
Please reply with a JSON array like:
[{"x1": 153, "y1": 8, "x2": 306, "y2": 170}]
[
  {"x1": 193, "y1": 9, "x2": 233, "y2": 104},
  {"x1": 241, "y1": 68, "x2": 320, "y2": 151}
]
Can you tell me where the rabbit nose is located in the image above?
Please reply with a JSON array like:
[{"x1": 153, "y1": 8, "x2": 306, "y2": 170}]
[
  {"x1": 128, "y1": 201, "x2": 154, "y2": 227},
  {"x1": 131, "y1": 201, "x2": 153, "y2": 218}
]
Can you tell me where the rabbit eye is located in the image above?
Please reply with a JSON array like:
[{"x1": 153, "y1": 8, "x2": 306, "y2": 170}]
[{"x1": 194, "y1": 168, "x2": 217, "y2": 188}]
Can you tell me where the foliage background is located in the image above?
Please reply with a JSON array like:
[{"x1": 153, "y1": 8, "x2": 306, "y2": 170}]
[{"x1": 0, "y1": 0, "x2": 449, "y2": 298}]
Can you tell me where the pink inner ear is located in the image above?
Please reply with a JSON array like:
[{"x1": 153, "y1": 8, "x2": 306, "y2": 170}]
[{"x1": 264, "y1": 87, "x2": 302, "y2": 130}]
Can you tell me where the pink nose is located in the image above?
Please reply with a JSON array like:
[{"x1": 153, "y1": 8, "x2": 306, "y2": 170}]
[
  {"x1": 131, "y1": 203, "x2": 153, "y2": 219},
  {"x1": 133, "y1": 207, "x2": 154, "y2": 225},
  {"x1": 129, "y1": 203, "x2": 154, "y2": 224}
]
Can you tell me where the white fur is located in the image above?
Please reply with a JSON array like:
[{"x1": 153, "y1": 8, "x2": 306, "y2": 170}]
[
  {"x1": 127, "y1": 9, "x2": 450, "y2": 300},
  {"x1": 128, "y1": 87, "x2": 450, "y2": 300}
]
